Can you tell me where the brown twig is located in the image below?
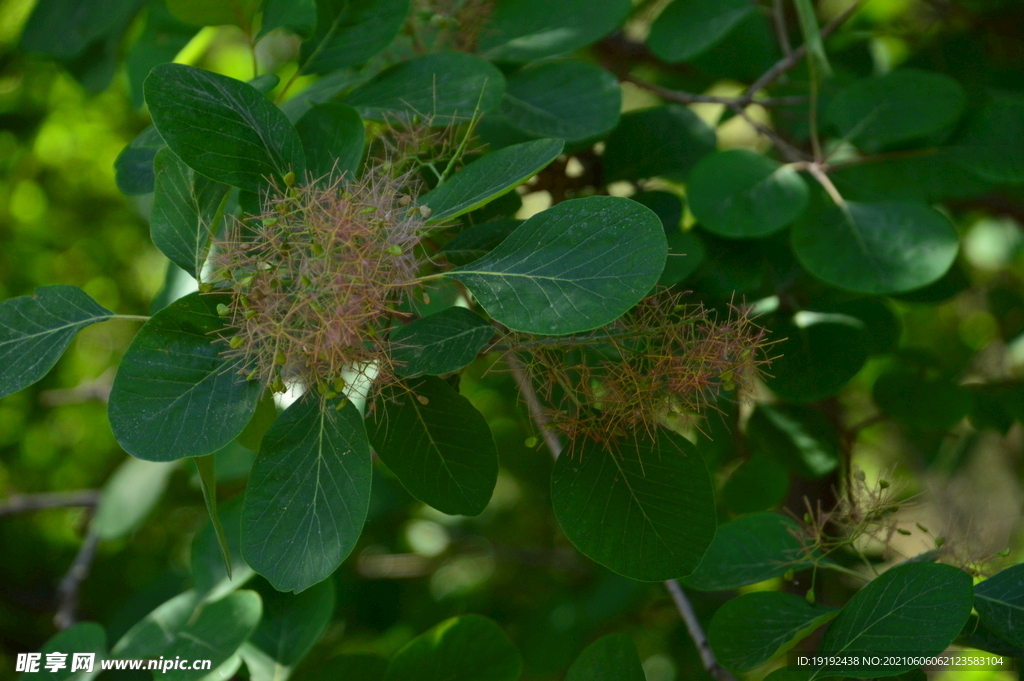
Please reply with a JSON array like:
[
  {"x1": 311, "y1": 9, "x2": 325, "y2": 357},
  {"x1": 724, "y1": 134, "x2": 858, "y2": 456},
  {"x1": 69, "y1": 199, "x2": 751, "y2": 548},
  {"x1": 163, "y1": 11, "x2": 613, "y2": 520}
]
[
  {"x1": 54, "y1": 531, "x2": 100, "y2": 630},
  {"x1": 0, "y1": 490, "x2": 100, "y2": 518},
  {"x1": 727, "y1": 102, "x2": 809, "y2": 163},
  {"x1": 506, "y1": 353, "x2": 736, "y2": 681},
  {"x1": 744, "y1": 0, "x2": 863, "y2": 99},
  {"x1": 623, "y1": 75, "x2": 806, "y2": 108},
  {"x1": 773, "y1": 0, "x2": 793, "y2": 57},
  {"x1": 664, "y1": 579, "x2": 739, "y2": 681}
]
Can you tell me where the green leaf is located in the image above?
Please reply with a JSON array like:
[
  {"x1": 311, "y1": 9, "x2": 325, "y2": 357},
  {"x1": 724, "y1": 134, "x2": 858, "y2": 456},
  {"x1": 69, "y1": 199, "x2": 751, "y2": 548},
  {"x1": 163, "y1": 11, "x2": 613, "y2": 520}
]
[
  {"x1": 302, "y1": 654, "x2": 388, "y2": 681},
  {"x1": 241, "y1": 393, "x2": 372, "y2": 593},
  {"x1": 872, "y1": 370, "x2": 973, "y2": 431},
  {"x1": 792, "y1": 200, "x2": 959, "y2": 295},
  {"x1": 647, "y1": 0, "x2": 755, "y2": 63},
  {"x1": 20, "y1": 0, "x2": 143, "y2": 59},
  {"x1": 763, "y1": 316, "x2": 867, "y2": 403},
  {"x1": 955, "y1": 96, "x2": 1024, "y2": 183},
  {"x1": 113, "y1": 590, "x2": 262, "y2": 681},
  {"x1": 151, "y1": 148, "x2": 230, "y2": 278},
  {"x1": 603, "y1": 105, "x2": 716, "y2": 182},
  {"x1": 817, "y1": 563, "x2": 973, "y2": 677},
  {"x1": 709, "y1": 592, "x2": 838, "y2": 672},
  {"x1": 720, "y1": 450, "x2": 790, "y2": 514},
  {"x1": 91, "y1": 457, "x2": 178, "y2": 540},
  {"x1": 478, "y1": 0, "x2": 630, "y2": 62},
  {"x1": 192, "y1": 501, "x2": 256, "y2": 600},
  {"x1": 552, "y1": 429, "x2": 716, "y2": 581},
  {"x1": 791, "y1": 0, "x2": 831, "y2": 77},
  {"x1": 115, "y1": 125, "x2": 164, "y2": 195},
  {"x1": 448, "y1": 196, "x2": 667, "y2": 335},
  {"x1": 126, "y1": 2, "x2": 197, "y2": 108},
  {"x1": 344, "y1": 52, "x2": 505, "y2": 124},
  {"x1": 974, "y1": 563, "x2": 1024, "y2": 647},
  {"x1": 145, "y1": 64, "x2": 306, "y2": 192},
  {"x1": 500, "y1": 61, "x2": 621, "y2": 142},
  {"x1": 194, "y1": 453, "x2": 232, "y2": 580},
  {"x1": 369, "y1": 376, "x2": 497, "y2": 516},
  {"x1": 260, "y1": 0, "x2": 316, "y2": 38},
  {"x1": 688, "y1": 150, "x2": 809, "y2": 238},
  {"x1": 683, "y1": 512, "x2": 817, "y2": 591},
  {"x1": 420, "y1": 139, "x2": 564, "y2": 223},
  {"x1": 565, "y1": 633, "x2": 645, "y2": 681},
  {"x1": 251, "y1": 579, "x2": 335, "y2": 667},
  {"x1": 390, "y1": 307, "x2": 493, "y2": 378},
  {"x1": 832, "y1": 147, "x2": 992, "y2": 203},
  {"x1": 166, "y1": 0, "x2": 261, "y2": 27},
  {"x1": 383, "y1": 615, "x2": 522, "y2": 681},
  {"x1": 302, "y1": 0, "x2": 411, "y2": 73},
  {"x1": 958, "y1": 613, "x2": 1024, "y2": 658},
  {"x1": 295, "y1": 102, "x2": 366, "y2": 181},
  {"x1": 108, "y1": 292, "x2": 262, "y2": 461},
  {"x1": 439, "y1": 220, "x2": 520, "y2": 266},
  {"x1": 237, "y1": 389, "x2": 278, "y2": 451},
  {"x1": 23, "y1": 622, "x2": 107, "y2": 681},
  {"x1": 0, "y1": 285, "x2": 114, "y2": 399},
  {"x1": 827, "y1": 70, "x2": 967, "y2": 151},
  {"x1": 747, "y1": 405, "x2": 840, "y2": 479}
]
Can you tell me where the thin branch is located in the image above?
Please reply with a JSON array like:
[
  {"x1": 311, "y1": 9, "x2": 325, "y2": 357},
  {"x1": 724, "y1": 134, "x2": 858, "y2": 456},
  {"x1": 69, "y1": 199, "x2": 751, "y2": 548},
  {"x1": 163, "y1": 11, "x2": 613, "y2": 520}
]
[
  {"x1": 806, "y1": 162, "x2": 847, "y2": 207},
  {"x1": 664, "y1": 579, "x2": 739, "y2": 681},
  {"x1": 507, "y1": 353, "x2": 737, "y2": 681},
  {"x1": 727, "y1": 102, "x2": 808, "y2": 163},
  {"x1": 623, "y1": 75, "x2": 804, "y2": 108},
  {"x1": 54, "y1": 531, "x2": 100, "y2": 630},
  {"x1": 0, "y1": 490, "x2": 99, "y2": 518},
  {"x1": 744, "y1": 0, "x2": 863, "y2": 99},
  {"x1": 506, "y1": 352, "x2": 562, "y2": 461},
  {"x1": 826, "y1": 147, "x2": 940, "y2": 172}
]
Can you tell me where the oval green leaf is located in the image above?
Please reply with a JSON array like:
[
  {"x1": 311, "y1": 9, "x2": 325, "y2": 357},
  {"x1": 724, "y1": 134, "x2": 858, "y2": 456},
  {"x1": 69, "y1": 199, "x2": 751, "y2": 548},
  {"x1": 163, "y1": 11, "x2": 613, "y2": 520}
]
[
  {"x1": 683, "y1": 512, "x2": 818, "y2": 591},
  {"x1": 420, "y1": 138, "x2": 564, "y2": 224},
  {"x1": 30, "y1": 622, "x2": 107, "y2": 681},
  {"x1": 974, "y1": 563, "x2": 1024, "y2": 647},
  {"x1": 108, "y1": 293, "x2": 262, "y2": 462},
  {"x1": 390, "y1": 307, "x2": 493, "y2": 378},
  {"x1": 449, "y1": 196, "x2": 667, "y2": 335},
  {"x1": 302, "y1": 0, "x2": 411, "y2": 74},
  {"x1": 0, "y1": 285, "x2": 113, "y2": 399},
  {"x1": 566, "y1": 633, "x2": 645, "y2": 681},
  {"x1": 955, "y1": 96, "x2": 1024, "y2": 183},
  {"x1": 648, "y1": 0, "x2": 755, "y2": 63},
  {"x1": 764, "y1": 316, "x2": 868, "y2": 403},
  {"x1": 826, "y1": 69, "x2": 967, "y2": 151},
  {"x1": 688, "y1": 149, "x2": 809, "y2": 238},
  {"x1": 872, "y1": 370, "x2": 973, "y2": 431},
  {"x1": 241, "y1": 393, "x2": 372, "y2": 593},
  {"x1": 500, "y1": 61, "x2": 621, "y2": 142},
  {"x1": 145, "y1": 64, "x2": 306, "y2": 192},
  {"x1": 344, "y1": 52, "x2": 506, "y2": 124},
  {"x1": 113, "y1": 590, "x2": 262, "y2": 681},
  {"x1": 817, "y1": 563, "x2": 973, "y2": 678},
  {"x1": 115, "y1": 125, "x2": 164, "y2": 195},
  {"x1": 791, "y1": 200, "x2": 959, "y2": 295},
  {"x1": 91, "y1": 457, "x2": 178, "y2": 541},
  {"x1": 747, "y1": 405, "x2": 840, "y2": 479},
  {"x1": 709, "y1": 592, "x2": 838, "y2": 672},
  {"x1": 251, "y1": 579, "x2": 335, "y2": 667},
  {"x1": 151, "y1": 148, "x2": 229, "y2": 278},
  {"x1": 478, "y1": 0, "x2": 631, "y2": 63},
  {"x1": 369, "y1": 376, "x2": 497, "y2": 516},
  {"x1": 603, "y1": 105, "x2": 717, "y2": 182},
  {"x1": 551, "y1": 429, "x2": 716, "y2": 581},
  {"x1": 383, "y1": 615, "x2": 522, "y2": 681},
  {"x1": 295, "y1": 102, "x2": 365, "y2": 182}
]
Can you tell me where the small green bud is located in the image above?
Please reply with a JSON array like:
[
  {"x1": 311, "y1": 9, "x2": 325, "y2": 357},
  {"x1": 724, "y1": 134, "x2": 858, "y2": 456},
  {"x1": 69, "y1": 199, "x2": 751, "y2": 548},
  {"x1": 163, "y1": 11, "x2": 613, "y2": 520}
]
[
  {"x1": 311, "y1": 243, "x2": 324, "y2": 256},
  {"x1": 334, "y1": 399, "x2": 347, "y2": 411},
  {"x1": 935, "y1": 537, "x2": 945, "y2": 548},
  {"x1": 854, "y1": 469, "x2": 866, "y2": 482},
  {"x1": 416, "y1": 394, "x2": 429, "y2": 405},
  {"x1": 916, "y1": 523, "x2": 930, "y2": 533},
  {"x1": 997, "y1": 548, "x2": 1011, "y2": 557},
  {"x1": 784, "y1": 569, "x2": 795, "y2": 581},
  {"x1": 274, "y1": 350, "x2": 287, "y2": 366},
  {"x1": 272, "y1": 377, "x2": 286, "y2": 393},
  {"x1": 399, "y1": 195, "x2": 412, "y2": 206},
  {"x1": 216, "y1": 303, "x2": 230, "y2": 316},
  {"x1": 524, "y1": 436, "x2": 538, "y2": 448},
  {"x1": 199, "y1": 282, "x2": 215, "y2": 293},
  {"x1": 333, "y1": 377, "x2": 345, "y2": 392},
  {"x1": 879, "y1": 479, "x2": 890, "y2": 489},
  {"x1": 301, "y1": 275, "x2": 312, "y2": 287},
  {"x1": 887, "y1": 504, "x2": 900, "y2": 513},
  {"x1": 385, "y1": 245, "x2": 403, "y2": 256},
  {"x1": 805, "y1": 589, "x2": 816, "y2": 605},
  {"x1": 244, "y1": 309, "x2": 258, "y2": 319},
  {"x1": 324, "y1": 390, "x2": 338, "y2": 399},
  {"x1": 239, "y1": 274, "x2": 255, "y2": 286},
  {"x1": 317, "y1": 381, "x2": 327, "y2": 395},
  {"x1": 229, "y1": 336, "x2": 245, "y2": 349},
  {"x1": 897, "y1": 528, "x2": 912, "y2": 536},
  {"x1": 803, "y1": 513, "x2": 813, "y2": 524},
  {"x1": 359, "y1": 205, "x2": 377, "y2": 214},
  {"x1": 283, "y1": 171, "x2": 296, "y2": 187},
  {"x1": 263, "y1": 217, "x2": 278, "y2": 227}
]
